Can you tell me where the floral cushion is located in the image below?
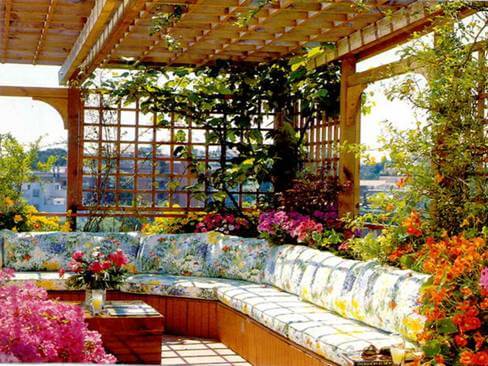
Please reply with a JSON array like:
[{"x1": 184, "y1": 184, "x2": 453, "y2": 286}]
[
  {"x1": 137, "y1": 233, "x2": 209, "y2": 276},
  {"x1": 263, "y1": 244, "x2": 321, "y2": 295},
  {"x1": 297, "y1": 248, "x2": 429, "y2": 341},
  {"x1": 2, "y1": 231, "x2": 141, "y2": 272},
  {"x1": 120, "y1": 274, "x2": 245, "y2": 300},
  {"x1": 204, "y1": 232, "x2": 271, "y2": 282},
  {"x1": 216, "y1": 281, "x2": 411, "y2": 366},
  {"x1": 6, "y1": 272, "x2": 72, "y2": 291},
  {"x1": 288, "y1": 316, "x2": 410, "y2": 366}
]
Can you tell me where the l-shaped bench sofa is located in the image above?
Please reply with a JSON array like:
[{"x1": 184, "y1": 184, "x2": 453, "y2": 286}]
[{"x1": 0, "y1": 230, "x2": 429, "y2": 366}]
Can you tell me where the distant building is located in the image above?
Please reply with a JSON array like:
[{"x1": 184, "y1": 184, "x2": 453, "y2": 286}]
[
  {"x1": 22, "y1": 166, "x2": 67, "y2": 212},
  {"x1": 360, "y1": 175, "x2": 403, "y2": 212}
]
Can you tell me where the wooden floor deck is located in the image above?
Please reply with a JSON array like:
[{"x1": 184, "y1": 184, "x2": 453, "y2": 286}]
[{"x1": 161, "y1": 336, "x2": 251, "y2": 366}]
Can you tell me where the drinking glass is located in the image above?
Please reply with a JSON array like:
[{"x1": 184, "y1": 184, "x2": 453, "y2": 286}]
[{"x1": 390, "y1": 337, "x2": 406, "y2": 366}]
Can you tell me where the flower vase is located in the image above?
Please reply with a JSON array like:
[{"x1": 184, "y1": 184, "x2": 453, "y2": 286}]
[{"x1": 85, "y1": 289, "x2": 106, "y2": 315}]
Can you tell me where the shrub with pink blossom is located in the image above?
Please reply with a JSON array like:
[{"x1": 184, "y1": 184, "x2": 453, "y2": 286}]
[
  {"x1": 0, "y1": 269, "x2": 116, "y2": 363},
  {"x1": 195, "y1": 212, "x2": 254, "y2": 236}
]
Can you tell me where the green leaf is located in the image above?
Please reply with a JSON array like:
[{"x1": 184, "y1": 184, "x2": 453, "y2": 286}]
[
  {"x1": 437, "y1": 318, "x2": 457, "y2": 335},
  {"x1": 423, "y1": 340, "x2": 441, "y2": 358}
]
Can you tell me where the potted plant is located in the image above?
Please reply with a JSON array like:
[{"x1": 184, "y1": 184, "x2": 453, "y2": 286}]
[{"x1": 60, "y1": 246, "x2": 129, "y2": 314}]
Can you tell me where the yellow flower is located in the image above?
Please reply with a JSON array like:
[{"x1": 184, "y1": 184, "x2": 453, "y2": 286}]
[
  {"x1": 36, "y1": 280, "x2": 58, "y2": 291},
  {"x1": 402, "y1": 316, "x2": 425, "y2": 339},
  {"x1": 207, "y1": 231, "x2": 220, "y2": 244},
  {"x1": 43, "y1": 261, "x2": 60, "y2": 271},
  {"x1": 11, "y1": 226, "x2": 18, "y2": 232},
  {"x1": 13, "y1": 214, "x2": 23, "y2": 223},
  {"x1": 124, "y1": 263, "x2": 137, "y2": 274},
  {"x1": 4, "y1": 197, "x2": 14, "y2": 207}
]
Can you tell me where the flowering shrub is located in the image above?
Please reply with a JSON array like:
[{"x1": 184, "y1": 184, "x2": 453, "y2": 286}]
[
  {"x1": 195, "y1": 211, "x2": 256, "y2": 236},
  {"x1": 258, "y1": 210, "x2": 350, "y2": 250},
  {"x1": 0, "y1": 197, "x2": 70, "y2": 232},
  {"x1": 0, "y1": 269, "x2": 116, "y2": 363},
  {"x1": 142, "y1": 212, "x2": 204, "y2": 234},
  {"x1": 415, "y1": 235, "x2": 487, "y2": 365},
  {"x1": 62, "y1": 246, "x2": 129, "y2": 290}
]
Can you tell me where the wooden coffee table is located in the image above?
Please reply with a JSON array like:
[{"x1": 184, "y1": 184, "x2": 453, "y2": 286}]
[{"x1": 83, "y1": 300, "x2": 164, "y2": 364}]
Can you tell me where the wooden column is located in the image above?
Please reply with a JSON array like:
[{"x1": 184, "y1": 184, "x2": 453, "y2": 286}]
[
  {"x1": 67, "y1": 87, "x2": 82, "y2": 229},
  {"x1": 338, "y1": 57, "x2": 364, "y2": 217}
]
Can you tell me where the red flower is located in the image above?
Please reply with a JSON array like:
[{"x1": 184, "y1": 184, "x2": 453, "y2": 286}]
[
  {"x1": 88, "y1": 261, "x2": 103, "y2": 273},
  {"x1": 108, "y1": 249, "x2": 128, "y2": 267},
  {"x1": 101, "y1": 261, "x2": 112, "y2": 270},
  {"x1": 473, "y1": 351, "x2": 488, "y2": 365},
  {"x1": 72, "y1": 251, "x2": 84, "y2": 262},
  {"x1": 461, "y1": 316, "x2": 481, "y2": 332},
  {"x1": 455, "y1": 335, "x2": 468, "y2": 347},
  {"x1": 58, "y1": 268, "x2": 65, "y2": 278},
  {"x1": 222, "y1": 245, "x2": 231, "y2": 252}
]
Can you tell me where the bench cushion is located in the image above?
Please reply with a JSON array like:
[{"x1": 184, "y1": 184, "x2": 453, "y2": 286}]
[
  {"x1": 263, "y1": 245, "x2": 319, "y2": 295},
  {"x1": 138, "y1": 233, "x2": 208, "y2": 276},
  {"x1": 2, "y1": 231, "x2": 141, "y2": 272},
  {"x1": 298, "y1": 249, "x2": 428, "y2": 341},
  {"x1": 6, "y1": 272, "x2": 72, "y2": 291},
  {"x1": 120, "y1": 274, "x2": 245, "y2": 300},
  {"x1": 204, "y1": 232, "x2": 271, "y2": 283},
  {"x1": 216, "y1": 282, "x2": 410, "y2": 366}
]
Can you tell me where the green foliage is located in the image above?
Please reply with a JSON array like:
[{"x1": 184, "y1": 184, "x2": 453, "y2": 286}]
[
  {"x1": 150, "y1": 4, "x2": 186, "y2": 50},
  {"x1": 0, "y1": 134, "x2": 42, "y2": 202},
  {"x1": 100, "y1": 59, "x2": 340, "y2": 216}
]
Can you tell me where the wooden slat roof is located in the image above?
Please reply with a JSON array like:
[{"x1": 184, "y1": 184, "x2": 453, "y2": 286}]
[{"x1": 0, "y1": 0, "x2": 425, "y2": 82}]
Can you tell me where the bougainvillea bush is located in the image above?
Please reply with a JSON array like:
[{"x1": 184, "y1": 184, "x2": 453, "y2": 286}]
[{"x1": 0, "y1": 269, "x2": 116, "y2": 363}]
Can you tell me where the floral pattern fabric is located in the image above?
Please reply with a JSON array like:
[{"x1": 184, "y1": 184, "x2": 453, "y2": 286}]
[
  {"x1": 137, "y1": 233, "x2": 209, "y2": 276},
  {"x1": 120, "y1": 274, "x2": 244, "y2": 300},
  {"x1": 6, "y1": 272, "x2": 72, "y2": 291},
  {"x1": 204, "y1": 232, "x2": 271, "y2": 283},
  {"x1": 2, "y1": 231, "x2": 141, "y2": 272},
  {"x1": 216, "y1": 281, "x2": 411, "y2": 366}
]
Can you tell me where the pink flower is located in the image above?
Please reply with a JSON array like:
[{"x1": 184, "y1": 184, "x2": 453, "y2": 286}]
[
  {"x1": 0, "y1": 282, "x2": 116, "y2": 363},
  {"x1": 481, "y1": 267, "x2": 488, "y2": 291}
]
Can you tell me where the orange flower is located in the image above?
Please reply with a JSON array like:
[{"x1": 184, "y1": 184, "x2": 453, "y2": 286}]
[
  {"x1": 473, "y1": 351, "x2": 488, "y2": 365},
  {"x1": 435, "y1": 355, "x2": 446, "y2": 365},
  {"x1": 460, "y1": 316, "x2": 481, "y2": 332},
  {"x1": 460, "y1": 351, "x2": 474, "y2": 365},
  {"x1": 402, "y1": 210, "x2": 423, "y2": 237},
  {"x1": 473, "y1": 332, "x2": 485, "y2": 350},
  {"x1": 480, "y1": 297, "x2": 488, "y2": 310}
]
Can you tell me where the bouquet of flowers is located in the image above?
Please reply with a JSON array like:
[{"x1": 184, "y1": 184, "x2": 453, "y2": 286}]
[{"x1": 61, "y1": 246, "x2": 129, "y2": 290}]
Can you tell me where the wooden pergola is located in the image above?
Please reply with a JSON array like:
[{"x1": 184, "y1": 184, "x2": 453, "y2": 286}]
[{"x1": 0, "y1": 0, "x2": 446, "y2": 220}]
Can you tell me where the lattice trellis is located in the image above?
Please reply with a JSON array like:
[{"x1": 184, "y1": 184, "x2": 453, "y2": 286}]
[{"x1": 77, "y1": 91, "x2": 340, "y2": 216}]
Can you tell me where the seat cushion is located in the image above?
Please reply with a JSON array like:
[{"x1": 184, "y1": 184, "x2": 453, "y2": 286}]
[
  {"x1": 298, "y1": 249, "x2": 429, "y2": 341},
  {"x1": 137, "y1": 233, "x2": 208, "y2": 276},
  {"x1": 2, "y1": 231, "x2": 141, "y2": 272},
  {"x1": 216, "y1": 282, "x2": 410, "y2": 366},
  {"x1": 6, "y1": 272, "x2": 72, "y2": 291},
  {"x1": 121, "y1": 274, "x2": 245, "y2": 300},
  {"x1": 263, "y1": 244, "x2": 319, "y2": 295},
  {"x1": 204, "y1": 232, "x2": 271, "y2": 283}
]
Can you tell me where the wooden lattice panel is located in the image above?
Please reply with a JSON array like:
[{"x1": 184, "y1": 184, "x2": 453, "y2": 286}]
[
  {"x1": 77, "y1": 92, "x2": 340, "y2": 216},
  {"x1": 79, "y1": 92, "x2": 276, "y2": 215}
]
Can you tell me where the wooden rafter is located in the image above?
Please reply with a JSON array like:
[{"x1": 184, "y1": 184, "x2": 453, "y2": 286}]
[
  {"x1": 33, "y1": 0, "x2": 57, "y2": 65},
  {"x1": 2, "y1": 0, "x2": 13, "y2": 63},
  {"x1": 196, "y1": 3, "x2": 291, "y2": 67},
  {"x1": 306, "y1": 0, "x2": 435, "y2": 68},
  {"x1": 130, "y1": 0, "x2": 204, "y2": 66},
  {"x1": 58, "y1": 0, "x2": 122, "y2": 84},
  {"x1": 166, "y1": 0, "x2": 253, "y2": 66}
]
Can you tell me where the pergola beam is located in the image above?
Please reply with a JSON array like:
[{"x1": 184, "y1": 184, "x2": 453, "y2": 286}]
[
  {"x1": 33, "y1": 0, "x2": 56, "y2": 65},
  {"x1": 2, "y1": 0, "x2": 12, "y2": 63},
  {"x1": 0, "y1": 85, "x2": 69, "y2": 128},
  {"x1": 59, "y1": 0, "x2": 149, "y2": 84},
  {"x1": 306, "y1": 0, "x2": 435, "y2": 69}
]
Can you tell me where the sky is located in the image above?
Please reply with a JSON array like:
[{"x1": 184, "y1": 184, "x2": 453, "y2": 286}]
[{"x1": 0, "y1": 49, "x2": 417, "y2": 155}]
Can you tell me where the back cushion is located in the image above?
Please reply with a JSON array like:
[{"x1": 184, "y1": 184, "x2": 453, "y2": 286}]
[
  {"x1": 138, "y1": 233, "x2": 208, "y2": 276},
  {"x1": 204, "y1": 232, "x2": 271, "y2": 283},
  {"x1": 263, "y1": 245, "x2": 318, "y2": 295},
  {"x1": 2, "y1": 231, "x2": 141, "y2": 272},
  {"x1": 297, "y1": 249, "x2": 429, "y2": 341}
]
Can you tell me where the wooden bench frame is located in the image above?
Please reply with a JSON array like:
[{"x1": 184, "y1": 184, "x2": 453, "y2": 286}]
[{"x1": 48, "y1": 290, "x2": 337, "y2": 366}]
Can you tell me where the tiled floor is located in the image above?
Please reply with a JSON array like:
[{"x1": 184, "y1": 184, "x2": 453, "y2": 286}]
[{"x1": 161, "y1": 336, "x2": 252, "y2": 366}]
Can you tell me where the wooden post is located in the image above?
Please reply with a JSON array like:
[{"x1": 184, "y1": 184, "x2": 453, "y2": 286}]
[
  {"x1": 338, "y1": 57, "x2": 364, "y2": 217},
  {"x1": 67, "y1": 87, "x2": 82, "y2": 229}
]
